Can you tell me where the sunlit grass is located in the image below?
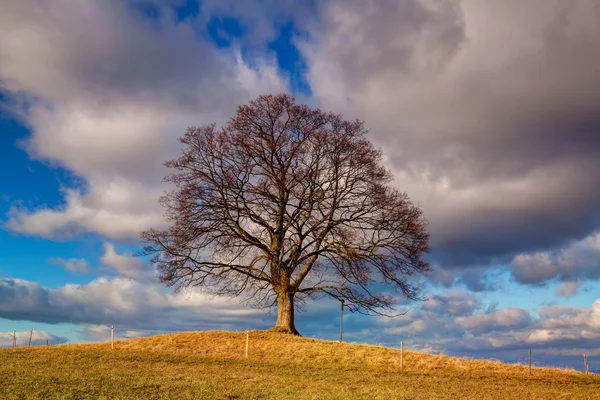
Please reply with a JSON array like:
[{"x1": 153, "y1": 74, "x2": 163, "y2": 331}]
[{"x1": 1, "y1": 331, "x2": 598, "y2": 399}]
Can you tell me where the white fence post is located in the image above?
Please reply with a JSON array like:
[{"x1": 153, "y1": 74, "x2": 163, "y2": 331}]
[
  {"x1": 400, "y1": 341, "x2": 404, "y2": 369},
  {"x1": 245, "y1": 331, "x2": 249, "y2": 359}
]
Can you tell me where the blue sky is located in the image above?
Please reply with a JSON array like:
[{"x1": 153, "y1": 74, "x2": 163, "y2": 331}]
[{"x1": 2, "y1": 0, "x2": 600, "y2": 370}]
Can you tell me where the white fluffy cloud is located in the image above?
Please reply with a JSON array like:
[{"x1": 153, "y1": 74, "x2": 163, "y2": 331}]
[
  {"x1": 510, "y1": 232, "x2": 600, "y2": 286},
  {"x1": 1, "y1": 0, "x2": 287, "y2": 240},
  {"x1": 0, "y1": 277, "x2": 270, "y2": 332},
  {"x1": 456, "y1": 308, "x2": 532, "y2": 333},
  {"x1": 361, "y1": 292, "x2": 600, "y2": 364},
  {"x1": 100, "y1": 243, "x2": 154, "y2": 282},
  {"x1": 6, "y1": 186, "x2": 166, "y2": 240},
  {"x1": 47, "y1": 257, "x2": 91, "y2": 274}
]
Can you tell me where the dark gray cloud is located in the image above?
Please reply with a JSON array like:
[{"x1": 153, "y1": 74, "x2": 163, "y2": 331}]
[
  {"x1": 431, "y1": 230, "x2": 600, "y2": 290},
  {"x1": 300, "y1": 0, "x2": 600, "y2": 273},
  {"x1": 1, "y1": 0, "x2": 242, "y2": 116},
  {"x1": 311, "y1": 0, "x2": 465, "y2": 84},
  {"x1": 426, "y1": 264, "x2": 505, "y2": 294}
]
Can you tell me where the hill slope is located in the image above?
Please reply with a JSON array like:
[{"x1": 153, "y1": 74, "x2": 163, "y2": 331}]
[{"x1": 1, "y1": 331, "x2": 598, "y2": 399}]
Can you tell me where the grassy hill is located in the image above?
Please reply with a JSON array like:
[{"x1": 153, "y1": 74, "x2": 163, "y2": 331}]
[{"x1": 1, "y1": 331, "x2": 598, "y2": 399}]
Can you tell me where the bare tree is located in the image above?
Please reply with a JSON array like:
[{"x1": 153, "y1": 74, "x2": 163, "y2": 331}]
[{"x1": 141, "y1": 94, "x2": 429, "y2": 335}]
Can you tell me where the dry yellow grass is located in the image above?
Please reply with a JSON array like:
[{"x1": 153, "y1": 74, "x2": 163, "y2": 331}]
[{"x1": 2, "y1": 330, "x2": 599, "y2": 399}]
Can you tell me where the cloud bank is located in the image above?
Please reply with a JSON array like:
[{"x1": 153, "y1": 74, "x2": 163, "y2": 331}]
[
  {"x1": 0, "y1": 277, "x2": 270, "y2": 332},
  {"x1": 1, "y1": 276, "x2": 598, "y2": 368}
]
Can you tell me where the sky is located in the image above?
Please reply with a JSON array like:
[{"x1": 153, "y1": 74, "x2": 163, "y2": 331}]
[{"x1": 1, "y1": 0, "x2": 600, "y2": 371}]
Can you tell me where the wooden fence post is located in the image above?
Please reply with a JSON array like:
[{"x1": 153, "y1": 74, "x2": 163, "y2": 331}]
[
  {"x1": 400, "y1": 341, "x2": 404, "y2": 369},
  {"x1": 46, "y1": 339, "x2": 49, "y2": 346},
  {"x1": 584, "y1": 354, "x2": 588, "y2": 376},
  {"x1": 245, "y1": 331, "x2": 249, "y2": 359},
  {"x1": 13, "y1": 330, "x2": 16, "y2": 349},
  {"x1": 111, "y1": 326, "x2": 115, "y2": 350},
  {"x1": 529, "y1": 350, "x2": 532, "y2": 375},
  {"x1": 28, "y1": 329, "x2": 33, "y2": 348}
]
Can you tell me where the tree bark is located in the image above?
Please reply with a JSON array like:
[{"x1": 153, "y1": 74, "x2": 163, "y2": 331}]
[{"x1": 272, "y1": 290, "x2": 299, "y2": 335}]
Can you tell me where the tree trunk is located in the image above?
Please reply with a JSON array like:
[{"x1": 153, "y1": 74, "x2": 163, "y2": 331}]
[{"x1": 272, "y1": 290, "x2": 299, "y2": 335}]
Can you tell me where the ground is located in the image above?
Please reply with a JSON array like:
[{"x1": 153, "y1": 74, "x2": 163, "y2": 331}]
[{"x1": 1, "y1": 331, "x2": 599, "y2": 399}]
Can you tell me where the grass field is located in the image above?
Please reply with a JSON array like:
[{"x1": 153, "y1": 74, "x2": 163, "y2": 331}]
[{"x1": 1, "y1": 331, "x2": 599, "y2": 399}]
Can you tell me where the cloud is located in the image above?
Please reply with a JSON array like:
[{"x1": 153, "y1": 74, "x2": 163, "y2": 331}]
[
  {"x1": 5, "y1": 0, "x2": 600, "y2": 284},
  {"x1": 421, "y1": 291, "x2": 480, "y2": 317},
  {"x1": 2, "y1": 275, "x2": 599, "y2": 368},
  {"x1": 299, "y1": 0, "x2": 600, "y2": 270},
  {"x1": 100, "y1": 243, "x2": 154, "y2": 282},
  {"x1": 199, "y1": 0, "x2": 313, "y2": 44},
  {"x1": 6, "y1": 186, "x2": 166, "y2": 240},
  {"x1": 0, "y1": 277, "x2": 270, "y2": 332},
  {"x1": 509, "y1": 232, "x2": 600, "y2": 285},
  {"x1": 456, "y1": 308, "x2": 533, "y2": 334},
  {"x1": 357, "y1": 292, "x2": 600, "y2": 367},
  {"x1": 364, "y1": 291, "x2": 484, "y2": 347},
  {"x1": 1, "y1": 0, "x2": 287, "y2": 240},
  {"x1": 555, "y1": 281, "x2": 582, "y2": 298},
  {"x1": 0, "y1": 330, "x2": 69, "y2": 348},
  {"x1": 47, "y1": 257, "x2": 91, "y2": 274}
]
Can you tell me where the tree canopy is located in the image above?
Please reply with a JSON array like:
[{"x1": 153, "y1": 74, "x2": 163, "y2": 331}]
[{"x1": 141, "y1": 94, "x2": 430, "y2": 334}]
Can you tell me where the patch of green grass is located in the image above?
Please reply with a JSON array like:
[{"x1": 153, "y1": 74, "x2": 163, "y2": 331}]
[{"x1": 1, "y1": 331, "x2": 598, "y2": 399}]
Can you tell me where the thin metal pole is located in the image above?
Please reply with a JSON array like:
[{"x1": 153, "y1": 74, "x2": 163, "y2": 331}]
[
  {"x1": 400, "y1": 341, "x2": 404, "y2": 369},
  {"x1": 111, "y1": 326, "x2": 115, "y2": 350},
  {"x1": 13, "y1": 330, "x2": 16, "y2": 349},
  {"x1": 584, "y1": 354, "x2": 588, "y2": 376},
  {"x1": 340, "y1": 299, "x2": 345, "y2": 342},
  {"x1": 28, "y1": 329, "x2": 33, "y2": 348},
  {"x1": 529, "y1": 350, "x2": 532, "y2": 375}
]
